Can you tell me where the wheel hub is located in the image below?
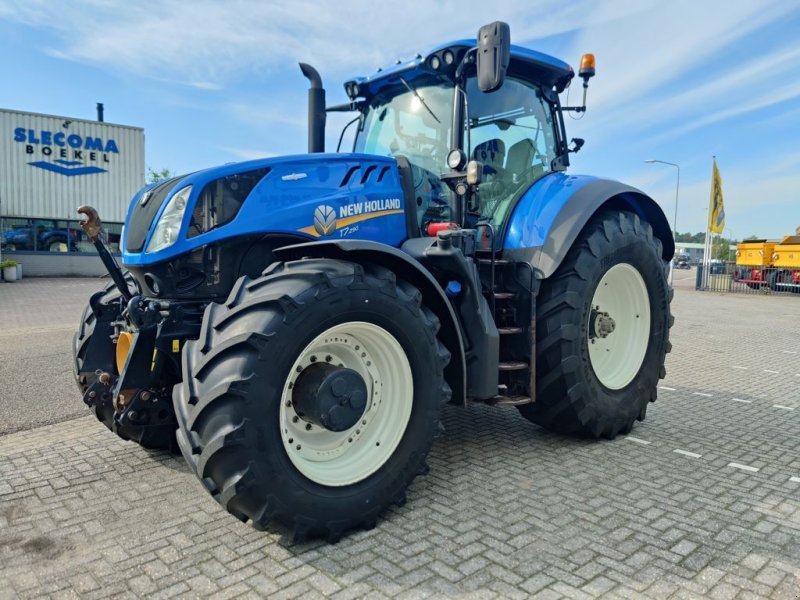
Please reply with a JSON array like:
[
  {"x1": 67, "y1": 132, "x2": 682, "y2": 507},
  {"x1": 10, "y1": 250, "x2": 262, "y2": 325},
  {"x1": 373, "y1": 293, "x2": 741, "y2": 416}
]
[
  {"x1": 292, "y1": 363, "x2": 368, "y2": 432},
  {"x1": 587, "y1": 263, "x2": 651, "y2": 390},
  {"x1": 590, "y1": 308, "x2": 616, "y2": 339}
]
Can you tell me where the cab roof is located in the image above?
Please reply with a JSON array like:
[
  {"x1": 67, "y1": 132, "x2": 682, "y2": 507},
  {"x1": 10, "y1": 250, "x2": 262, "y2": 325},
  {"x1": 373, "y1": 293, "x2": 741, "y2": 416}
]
[{"x1": 345, "y1": 39, "x2": 575, "y2": 100}]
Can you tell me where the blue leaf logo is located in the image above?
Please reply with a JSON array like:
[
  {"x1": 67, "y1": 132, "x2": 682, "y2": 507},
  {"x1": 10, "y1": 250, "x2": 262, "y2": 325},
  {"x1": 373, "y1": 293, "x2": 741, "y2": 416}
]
[{"x1": 313, "y1": 205, "x2": 337, "y2": 236}]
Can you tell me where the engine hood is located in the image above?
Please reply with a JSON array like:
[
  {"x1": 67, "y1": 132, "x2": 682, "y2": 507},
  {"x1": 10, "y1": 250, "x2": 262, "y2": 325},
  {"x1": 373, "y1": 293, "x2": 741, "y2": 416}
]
[{"x1": 121, "y1": 153, "x2": 408, "y2": 266}]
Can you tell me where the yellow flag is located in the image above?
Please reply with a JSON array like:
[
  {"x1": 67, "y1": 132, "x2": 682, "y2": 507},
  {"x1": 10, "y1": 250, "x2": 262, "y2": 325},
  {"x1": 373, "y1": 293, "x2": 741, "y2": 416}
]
[{"x1": 708, "y1": 159, "x2": 725, "y2": 234}]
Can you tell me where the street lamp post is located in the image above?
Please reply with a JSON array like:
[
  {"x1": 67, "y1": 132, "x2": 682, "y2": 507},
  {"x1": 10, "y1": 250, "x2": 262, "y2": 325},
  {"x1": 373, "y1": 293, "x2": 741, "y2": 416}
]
[
  {"x1": 644, "y1": 159, "x2": 680, "y2": 240},
  {"x1": 644, "y1": 159, "x2": 680, "y2": 284}
]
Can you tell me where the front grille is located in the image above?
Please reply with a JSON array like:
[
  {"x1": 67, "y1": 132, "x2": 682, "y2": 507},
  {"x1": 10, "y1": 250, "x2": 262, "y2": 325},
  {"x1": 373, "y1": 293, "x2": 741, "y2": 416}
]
[{"x1": 187, "y1": 168, "x2": 269, "y2": 239}]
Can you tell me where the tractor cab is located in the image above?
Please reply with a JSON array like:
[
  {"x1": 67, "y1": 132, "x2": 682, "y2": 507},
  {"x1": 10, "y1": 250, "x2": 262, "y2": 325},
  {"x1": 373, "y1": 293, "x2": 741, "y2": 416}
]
[
  {"x1": 353, "y1": 69, "x2": 562, "y2": 235},
  {"x1": 322, "y1": 33, "x2": 584, "y2": 243}
]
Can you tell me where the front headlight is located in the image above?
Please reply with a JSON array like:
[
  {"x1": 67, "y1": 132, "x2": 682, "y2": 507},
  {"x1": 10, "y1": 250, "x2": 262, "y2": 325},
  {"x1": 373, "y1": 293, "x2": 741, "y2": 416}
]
[{"x1": 146, "y1": 185, "x2": 192, "y2": 253}]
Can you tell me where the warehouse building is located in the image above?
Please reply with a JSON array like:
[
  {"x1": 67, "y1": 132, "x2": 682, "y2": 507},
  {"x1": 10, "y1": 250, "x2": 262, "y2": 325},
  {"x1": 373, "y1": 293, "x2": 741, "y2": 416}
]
[{"x1": 1, "y1": 106, "x2": 144, "y2": 276}]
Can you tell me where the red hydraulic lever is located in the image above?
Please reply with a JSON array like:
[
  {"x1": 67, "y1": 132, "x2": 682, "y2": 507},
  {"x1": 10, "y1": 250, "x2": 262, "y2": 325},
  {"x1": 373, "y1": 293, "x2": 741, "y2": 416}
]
[{"x1": 426, "y1": 222, "x2": 460, "y2": 237}]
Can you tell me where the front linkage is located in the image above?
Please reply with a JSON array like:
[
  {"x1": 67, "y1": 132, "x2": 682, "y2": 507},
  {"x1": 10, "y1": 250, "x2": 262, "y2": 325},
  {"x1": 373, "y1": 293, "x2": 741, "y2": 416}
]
[{"x1": 76, "y1": 207, "x2": 202, "y2": 449}]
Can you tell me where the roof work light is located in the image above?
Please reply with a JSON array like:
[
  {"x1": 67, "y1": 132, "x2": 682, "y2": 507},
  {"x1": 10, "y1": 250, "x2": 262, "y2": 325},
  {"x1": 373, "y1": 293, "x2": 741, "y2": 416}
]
[{"x1": 579, "y1": 53, "x2": 596, "y2": 82}]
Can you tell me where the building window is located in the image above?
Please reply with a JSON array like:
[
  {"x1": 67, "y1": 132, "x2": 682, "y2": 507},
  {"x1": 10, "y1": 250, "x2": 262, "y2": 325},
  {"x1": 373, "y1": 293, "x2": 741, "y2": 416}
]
[{"x1": 0, "y1": 217, "x2": 122, "y2": 254}]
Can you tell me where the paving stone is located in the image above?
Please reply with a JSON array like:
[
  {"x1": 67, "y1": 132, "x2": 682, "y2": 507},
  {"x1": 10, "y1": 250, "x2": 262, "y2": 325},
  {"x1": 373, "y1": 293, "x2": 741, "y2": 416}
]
[{"x1": 1, "y1": 280, "x2": 800, "y2": 598}]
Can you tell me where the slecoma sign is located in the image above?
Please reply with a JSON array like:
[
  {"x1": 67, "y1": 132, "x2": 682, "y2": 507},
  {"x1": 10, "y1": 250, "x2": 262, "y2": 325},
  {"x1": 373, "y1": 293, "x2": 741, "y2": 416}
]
[{"x1": 13, "y1": 127, "x2": 120, "y2": 176}]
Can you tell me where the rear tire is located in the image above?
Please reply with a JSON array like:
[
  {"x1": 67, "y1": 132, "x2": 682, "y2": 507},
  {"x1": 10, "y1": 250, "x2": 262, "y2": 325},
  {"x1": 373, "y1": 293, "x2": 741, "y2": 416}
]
[
  {"x1": 519, "y1": 211, "x2": 672, "y2": 438},
  {"x1": 173, "y1": 258, "x2": 450, "y2": 541},
  {"x1": 768, "y1": 269, "x2": 798, "y2": 293}
]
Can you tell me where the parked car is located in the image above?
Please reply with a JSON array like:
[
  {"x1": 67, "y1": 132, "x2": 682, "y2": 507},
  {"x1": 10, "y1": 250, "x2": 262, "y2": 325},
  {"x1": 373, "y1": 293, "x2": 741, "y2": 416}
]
[
  {"x1": 674, "y1": 257, "x2": 691, "y2": 269},
  {"x1": 1, "y1": 224, "x2": 78, "y2": 252},
  {"x1": 709, "y1": 260, "x2": 727, "y2": 275}
]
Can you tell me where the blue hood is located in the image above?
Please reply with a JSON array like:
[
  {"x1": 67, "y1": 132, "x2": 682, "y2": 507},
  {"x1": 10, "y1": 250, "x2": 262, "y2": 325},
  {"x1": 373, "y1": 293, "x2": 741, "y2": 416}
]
[{"x1": 121, "y1": 153, "x2": 408, "y2": 267}]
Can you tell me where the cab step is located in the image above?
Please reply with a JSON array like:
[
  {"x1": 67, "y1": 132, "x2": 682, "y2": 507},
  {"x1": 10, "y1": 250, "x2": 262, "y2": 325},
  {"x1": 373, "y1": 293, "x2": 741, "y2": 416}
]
[
  {"x1": 492, "y1": 292, "x2": 515, "y2": 300},
  {"x1": 490, "y1": 395, "x2": 533, "y2": 406},
  {"x1": 498, "y1": 361, "x2": 528, "y2": 371},
  {"x1": 469, "y1": 395, "x2": 533, "y2": 407},
  {"x1": 498, "y1": 326, "x2": 523, "y2": 335}
]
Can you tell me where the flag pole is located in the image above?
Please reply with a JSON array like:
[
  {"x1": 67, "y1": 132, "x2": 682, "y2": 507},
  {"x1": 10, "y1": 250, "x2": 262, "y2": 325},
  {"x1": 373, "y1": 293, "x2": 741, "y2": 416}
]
[{"x1": 702, "y1": 156, "x2": 715, "y2": 289}]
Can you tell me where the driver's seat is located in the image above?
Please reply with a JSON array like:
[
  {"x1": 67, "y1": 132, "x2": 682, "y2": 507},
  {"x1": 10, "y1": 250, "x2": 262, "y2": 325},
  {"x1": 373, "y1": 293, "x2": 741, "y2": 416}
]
[
  {"x1": 506, "y1": 138, "x2": 545, "y2": 182},
  {"x1": 472, "y1": 139, "x2": 507, "y2": 215},
  {"x1": 473, "y1": 139, "x2": 506, "y2": 176}
]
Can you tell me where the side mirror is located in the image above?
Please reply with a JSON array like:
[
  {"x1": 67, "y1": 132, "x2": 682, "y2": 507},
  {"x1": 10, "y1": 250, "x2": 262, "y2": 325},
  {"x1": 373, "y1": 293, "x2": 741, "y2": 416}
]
[{"x1": 476, "y1": 21, "x2": 510, "y2": 93}]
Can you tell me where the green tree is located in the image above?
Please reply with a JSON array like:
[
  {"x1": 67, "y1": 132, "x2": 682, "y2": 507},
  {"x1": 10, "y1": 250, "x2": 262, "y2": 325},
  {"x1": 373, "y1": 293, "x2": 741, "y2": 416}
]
[
  {"x1": 711, "y1": 237, "x2": 731, "y2": 260},
  {"x1": 147, "y1": 167, "x2": 174, "y2": 183},
  {"x1": 674, "y1": 232, "x2": 707, "y2": 243}
]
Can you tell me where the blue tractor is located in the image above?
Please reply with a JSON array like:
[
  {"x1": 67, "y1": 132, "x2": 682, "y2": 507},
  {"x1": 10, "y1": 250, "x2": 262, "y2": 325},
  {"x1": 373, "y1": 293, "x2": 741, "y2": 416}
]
[{"x1": 74, "y1": 22, "x2": 673, "y2": 541}]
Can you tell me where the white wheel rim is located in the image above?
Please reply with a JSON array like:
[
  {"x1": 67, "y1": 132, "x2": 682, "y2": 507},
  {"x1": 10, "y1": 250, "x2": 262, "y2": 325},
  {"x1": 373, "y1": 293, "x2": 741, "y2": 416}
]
[
  {"x1": 279, "y1": 321, "x2": 413, "y2": 487},
  {"x1": 587, "y1": 263, "x2": 651, "y2": 390}
]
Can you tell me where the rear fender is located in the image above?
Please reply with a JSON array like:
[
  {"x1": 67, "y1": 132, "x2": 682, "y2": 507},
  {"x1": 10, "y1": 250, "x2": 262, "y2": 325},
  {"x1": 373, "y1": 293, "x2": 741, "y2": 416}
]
[
  {"x1": 504, "y1": 174, "x2": 674, "y2": 277},
  {"x1": 275, "y1": 240, "x2": 466, "y2": 404}
]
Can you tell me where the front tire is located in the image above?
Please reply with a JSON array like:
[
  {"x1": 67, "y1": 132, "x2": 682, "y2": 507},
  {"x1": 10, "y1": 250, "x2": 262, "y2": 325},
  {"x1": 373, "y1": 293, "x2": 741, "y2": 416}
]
[
  {"x1": 519, "y1": 211, "x2": 672, "y2": 438},
  {"x1": 47, "y1": 239, "x2": 67, "y2": 252},
  {"x1": 174, "y1": 259, "x2": 450, "y2": 541}
]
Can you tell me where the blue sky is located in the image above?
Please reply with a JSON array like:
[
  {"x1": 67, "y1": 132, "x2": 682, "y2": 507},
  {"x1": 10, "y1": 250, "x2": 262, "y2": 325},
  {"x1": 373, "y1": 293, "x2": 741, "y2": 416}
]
[{"x1": 1, "y1": 0, "x2": 798, "y2": 239}]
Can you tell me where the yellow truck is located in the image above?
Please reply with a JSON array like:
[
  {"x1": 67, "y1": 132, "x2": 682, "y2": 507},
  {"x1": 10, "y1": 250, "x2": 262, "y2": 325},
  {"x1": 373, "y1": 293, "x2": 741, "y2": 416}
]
[{"x1": 735, "y1": 236, "x2": 800, "y2": 291}]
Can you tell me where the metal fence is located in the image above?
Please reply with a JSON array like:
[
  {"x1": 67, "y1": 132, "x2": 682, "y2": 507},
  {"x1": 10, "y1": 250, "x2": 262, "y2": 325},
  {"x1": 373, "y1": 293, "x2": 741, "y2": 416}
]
[{"x1": 696, "y1": 261, "x2": 800, "y2": 295}]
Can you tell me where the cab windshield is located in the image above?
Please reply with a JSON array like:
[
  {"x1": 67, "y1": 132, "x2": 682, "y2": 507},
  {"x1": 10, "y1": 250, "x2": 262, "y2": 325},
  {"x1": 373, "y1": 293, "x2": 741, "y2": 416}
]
[
  {"x1": 355, "y1": 81, "x2": 453, "y2": 172},
  {"x1": 355, "y1": 81, "x2": 454, "y2": 227},
  {"x1": 354, "y1": 75, "x2": 558, "y2": 231}
]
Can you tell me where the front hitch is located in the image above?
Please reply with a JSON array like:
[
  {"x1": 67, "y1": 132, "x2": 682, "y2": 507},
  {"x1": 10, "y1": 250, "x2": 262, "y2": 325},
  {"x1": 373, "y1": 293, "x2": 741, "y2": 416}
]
[{"x1": 77, "y1": 205, "x2": 133, "y2": 303}]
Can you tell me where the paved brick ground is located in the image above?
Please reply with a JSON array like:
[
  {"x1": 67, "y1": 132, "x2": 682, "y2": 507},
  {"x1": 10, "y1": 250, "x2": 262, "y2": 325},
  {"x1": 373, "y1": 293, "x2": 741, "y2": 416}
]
[
  {"x1": 0, "y1": 278, "x2": 105, "y2": 434},
  {"x1": 1, "y1": 281, "x2": 799, "y2": 599},
  {"x1": 0, "y1": 277, "x2": 103, "y2": 332}
]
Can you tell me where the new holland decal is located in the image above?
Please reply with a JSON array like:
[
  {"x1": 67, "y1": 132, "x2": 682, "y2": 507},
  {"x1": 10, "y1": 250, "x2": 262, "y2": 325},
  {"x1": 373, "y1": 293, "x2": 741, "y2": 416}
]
[{"x1": 300, "y1": 198, "x2": 403, "y2": 238}]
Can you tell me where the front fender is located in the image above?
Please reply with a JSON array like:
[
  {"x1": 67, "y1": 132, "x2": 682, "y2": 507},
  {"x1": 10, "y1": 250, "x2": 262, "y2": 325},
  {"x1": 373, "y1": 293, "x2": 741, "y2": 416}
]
[
  {"x1": 503, "y1": 173, "x2": 674, "y2": 277},
  {"x1": 274, "y1": 239, "x2": 466, "y2": 404}
]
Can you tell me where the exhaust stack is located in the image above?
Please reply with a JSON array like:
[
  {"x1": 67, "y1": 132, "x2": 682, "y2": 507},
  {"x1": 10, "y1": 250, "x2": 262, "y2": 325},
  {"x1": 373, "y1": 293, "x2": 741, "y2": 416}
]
[
  {"x1": 96, "y1": 102, "x2": 104, "y2": 122},
  {"x1": 299, "y1": 63, "x2": 326, "y2": 153}
]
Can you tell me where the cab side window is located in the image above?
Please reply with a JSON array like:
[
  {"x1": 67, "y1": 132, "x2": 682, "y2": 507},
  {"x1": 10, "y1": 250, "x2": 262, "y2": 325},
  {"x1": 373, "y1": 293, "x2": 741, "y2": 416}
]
[{"x1": 467, "y1": 77, "x2": 557, "y2": 225}]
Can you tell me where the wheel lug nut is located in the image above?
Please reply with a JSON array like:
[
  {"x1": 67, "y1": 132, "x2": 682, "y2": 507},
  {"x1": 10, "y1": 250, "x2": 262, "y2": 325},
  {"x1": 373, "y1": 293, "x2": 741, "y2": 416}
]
[
  {"x1": 305, "y1": 424, "x2": 312, "y2": 430},
  {"x1": 292, "y1": 416, "x2": 299, "y2": 423}
]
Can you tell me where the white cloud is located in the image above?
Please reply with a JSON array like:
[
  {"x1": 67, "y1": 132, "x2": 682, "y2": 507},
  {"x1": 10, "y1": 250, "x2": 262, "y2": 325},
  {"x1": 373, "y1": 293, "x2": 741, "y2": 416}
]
[
  {"x1": 0, "y1": 0, "x2": 647, "y2": 85},
  {"x1": 565, "y1": 0, "x2": 797, "y2": 109},
  {"x1": 560, "y1": 0, "x2": 800, "y2": 156},
  {"x1": 650, "y1": 80, "x2": 800, "y2": 143}
]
